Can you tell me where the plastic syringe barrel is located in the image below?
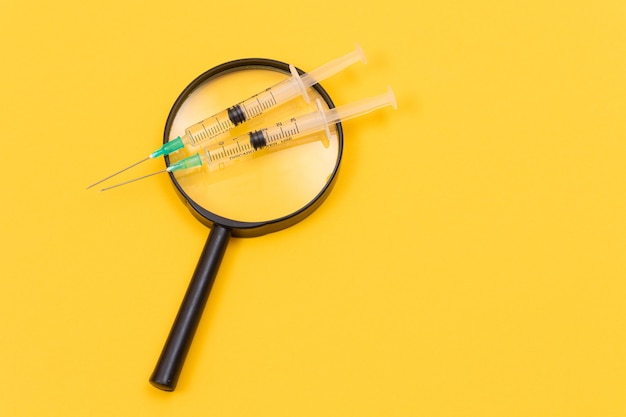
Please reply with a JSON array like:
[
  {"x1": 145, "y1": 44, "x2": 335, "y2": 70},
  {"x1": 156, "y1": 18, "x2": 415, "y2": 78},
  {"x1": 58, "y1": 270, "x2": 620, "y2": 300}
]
[
  {"x1": 293, "y1": 86, "x2": 397, "y2": 139},
  {"x1": 300, "y1": 43, "x2": 367, "y2": 86},
  {"x1": 325, "y1": 86, "x2": 397, "y2": 124},
  {"x1": 267, "y1": 43, "x2": 367, "y2": 105}
]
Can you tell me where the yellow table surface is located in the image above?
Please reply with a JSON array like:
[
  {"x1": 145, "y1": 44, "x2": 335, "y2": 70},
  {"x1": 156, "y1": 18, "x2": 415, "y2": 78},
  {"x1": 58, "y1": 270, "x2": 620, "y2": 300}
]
[{"x1": 1, "y1": 1, "x2": 625, "y2": 415}]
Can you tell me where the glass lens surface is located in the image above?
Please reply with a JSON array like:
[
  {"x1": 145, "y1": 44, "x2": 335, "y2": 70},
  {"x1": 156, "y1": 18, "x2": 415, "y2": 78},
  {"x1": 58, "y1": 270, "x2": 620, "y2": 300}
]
[{"x1": 167, "y1": 68, "x2": 340, "y2": 223}]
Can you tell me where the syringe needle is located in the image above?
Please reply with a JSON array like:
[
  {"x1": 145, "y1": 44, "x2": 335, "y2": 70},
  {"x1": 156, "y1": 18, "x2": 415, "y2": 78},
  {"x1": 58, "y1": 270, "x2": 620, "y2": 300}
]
[
  {"x1": 87, "y1": 138, "x2": 187, "y2": 189},
  {"x1": 87, "y1": 157, "x2": 150, "y2": 189},
  {"x1": 99, "y1": 169, "x2": 168, "y2": 192}
]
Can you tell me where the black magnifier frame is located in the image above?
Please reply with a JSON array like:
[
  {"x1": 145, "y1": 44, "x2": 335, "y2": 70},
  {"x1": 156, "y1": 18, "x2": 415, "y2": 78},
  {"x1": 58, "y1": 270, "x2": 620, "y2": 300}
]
[{"x1": 150, "y1": 58, "x2": 344, "y2": 391}]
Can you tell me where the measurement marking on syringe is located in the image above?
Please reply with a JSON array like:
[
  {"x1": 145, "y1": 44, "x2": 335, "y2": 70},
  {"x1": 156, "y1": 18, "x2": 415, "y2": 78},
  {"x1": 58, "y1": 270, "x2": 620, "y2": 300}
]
[
  {"x1": 199, "y1": 125, "x2": 209, "y2": 140},
  {"x1": 203, "y1": 117, "x2": 231, "y2": 138},
  {"x1": 207, "y1": 123, "x2": 217, "y2": 136},
  {"x1": 268, "y1": 123, "x2": 300, "y2": 142},
  {"x1": 208, "y1": 119, "x2": 220, "y2": 136},
  {"x1": 260, "y1": 96, "x2": 275, "y2": 111},
  {"x1": 268, "y1": 90, "x2": 277, "y2": 107},
  {"x1": 241, "y1": 102, "x2": 251, "y2": 119}
]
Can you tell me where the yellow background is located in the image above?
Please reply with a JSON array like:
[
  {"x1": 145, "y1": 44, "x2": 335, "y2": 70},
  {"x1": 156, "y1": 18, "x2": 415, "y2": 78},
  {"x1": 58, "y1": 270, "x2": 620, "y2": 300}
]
[{"x1": 1, "y1": 0, "x2": 625, "y2": 415}]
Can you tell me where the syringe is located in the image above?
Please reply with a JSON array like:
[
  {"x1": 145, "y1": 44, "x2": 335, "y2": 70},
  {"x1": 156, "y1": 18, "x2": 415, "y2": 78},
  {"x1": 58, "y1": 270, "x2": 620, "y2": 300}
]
[
  {"x1": 87, "y1": 45, "x2": 367, "y2": 189},
  {"x1": 99, "y1": 87, "x2": 397, "y2": 191}
]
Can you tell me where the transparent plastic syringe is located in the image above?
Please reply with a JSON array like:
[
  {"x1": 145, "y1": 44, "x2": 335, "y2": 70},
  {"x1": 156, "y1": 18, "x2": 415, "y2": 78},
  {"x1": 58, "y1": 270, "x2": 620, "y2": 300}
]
[
  {"x1": 87, "y1": 45, "x2": 367, "y2": 190},
  {"x1": 99, "y1": 87, "x2": 396, "y2": 191}
]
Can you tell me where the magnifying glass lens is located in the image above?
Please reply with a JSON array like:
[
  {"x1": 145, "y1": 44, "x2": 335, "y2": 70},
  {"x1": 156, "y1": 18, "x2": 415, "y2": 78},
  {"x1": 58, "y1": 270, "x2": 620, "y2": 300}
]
[{"x1": 168, "y1": 69, "x2": 340, "y2": 223}]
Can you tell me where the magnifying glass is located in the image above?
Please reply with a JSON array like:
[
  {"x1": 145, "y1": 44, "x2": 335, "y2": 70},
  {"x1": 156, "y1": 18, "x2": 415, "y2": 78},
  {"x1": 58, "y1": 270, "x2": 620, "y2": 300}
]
[{"x1": 149, "y1": 58, "x2": 343, "y2": 391}]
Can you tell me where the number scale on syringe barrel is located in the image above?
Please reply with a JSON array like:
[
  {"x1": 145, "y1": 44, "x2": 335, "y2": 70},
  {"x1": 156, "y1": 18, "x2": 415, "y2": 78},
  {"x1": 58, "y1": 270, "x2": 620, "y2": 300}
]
[
  {"x1": 203, "y1": 118, "x2": 301, "y2": 171},
  {"x1": 184, "y1": 84, "x2": 283, "y2": 145}
]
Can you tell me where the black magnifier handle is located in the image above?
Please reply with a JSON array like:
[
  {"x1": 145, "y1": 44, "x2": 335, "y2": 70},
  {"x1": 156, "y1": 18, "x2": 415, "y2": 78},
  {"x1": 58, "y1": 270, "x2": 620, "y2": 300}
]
[{"x1": 150, "y1": 224, "x2": 231, "y2": 391}]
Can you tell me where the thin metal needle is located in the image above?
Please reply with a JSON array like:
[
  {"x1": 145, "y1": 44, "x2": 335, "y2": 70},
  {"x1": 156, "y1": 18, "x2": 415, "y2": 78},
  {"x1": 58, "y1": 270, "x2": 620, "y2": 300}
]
[
  {"x1": 99, "y1": 169, "x2": 168, "y2": 192},
  {"x1": 86, "y1": 157, "x2": 150, "y2": 189}
]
